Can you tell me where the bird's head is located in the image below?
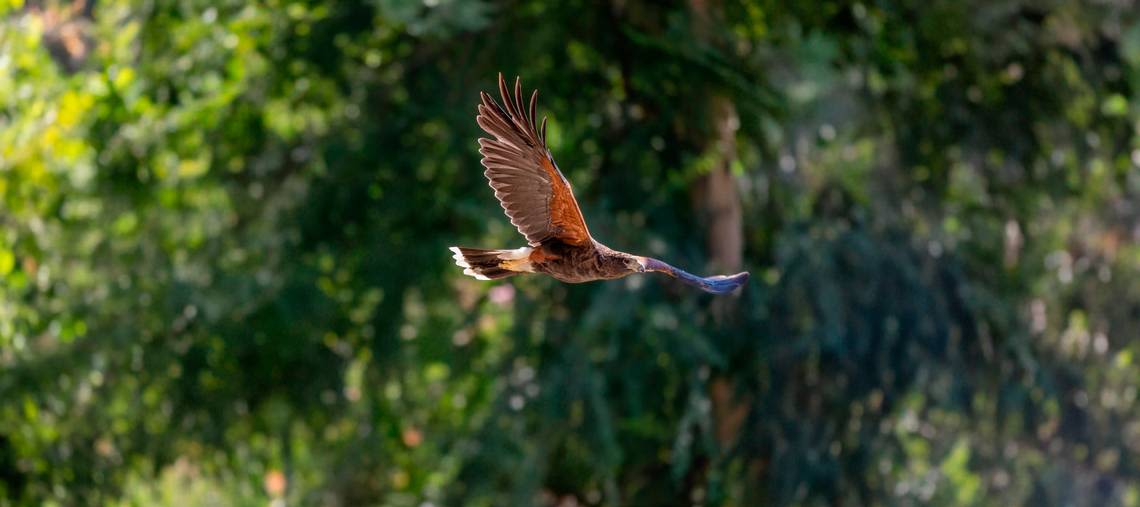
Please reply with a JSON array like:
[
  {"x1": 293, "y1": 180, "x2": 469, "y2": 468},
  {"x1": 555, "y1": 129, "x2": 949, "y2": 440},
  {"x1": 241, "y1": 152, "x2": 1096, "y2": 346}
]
[{"x1": 625, "y1": 255, "x2": 647, "y2": 273}]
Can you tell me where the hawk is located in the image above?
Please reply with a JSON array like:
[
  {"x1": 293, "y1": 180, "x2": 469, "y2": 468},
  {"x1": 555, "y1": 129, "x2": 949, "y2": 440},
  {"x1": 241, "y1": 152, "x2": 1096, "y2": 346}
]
[{"x1": 450, "y1": 75, "x2": 749, "y2": 295}]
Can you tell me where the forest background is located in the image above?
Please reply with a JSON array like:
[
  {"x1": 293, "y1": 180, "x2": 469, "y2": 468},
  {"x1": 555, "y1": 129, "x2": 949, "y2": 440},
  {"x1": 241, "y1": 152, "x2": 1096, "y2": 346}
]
[{"x1": 3, "y1": 0, "x2": 1140, "y2": 505}]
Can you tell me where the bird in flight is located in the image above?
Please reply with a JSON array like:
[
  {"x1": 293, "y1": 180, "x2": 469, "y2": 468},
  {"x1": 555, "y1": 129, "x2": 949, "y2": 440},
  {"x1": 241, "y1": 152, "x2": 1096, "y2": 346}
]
[{"x1": 450, "y1": 74, "x2": 749, "y2": 295}]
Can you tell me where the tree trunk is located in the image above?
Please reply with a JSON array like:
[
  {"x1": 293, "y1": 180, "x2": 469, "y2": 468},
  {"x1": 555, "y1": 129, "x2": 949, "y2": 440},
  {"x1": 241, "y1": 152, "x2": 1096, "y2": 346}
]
[{"x1": 688, "y1": 0, "x2": 749, "y2": 452}]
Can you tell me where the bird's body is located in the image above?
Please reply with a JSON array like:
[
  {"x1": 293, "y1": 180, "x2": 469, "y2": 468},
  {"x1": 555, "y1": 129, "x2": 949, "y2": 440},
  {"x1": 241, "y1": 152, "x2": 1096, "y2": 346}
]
[
  {"x1": 451, "y1": 240, "x2": 635, "y2": 283},
  {"x1": 450, "y1": 74, "x2": 749, "y2": 295},
  {"x1": 533, "y1": 240, "x2": 640, "y2": 283}
]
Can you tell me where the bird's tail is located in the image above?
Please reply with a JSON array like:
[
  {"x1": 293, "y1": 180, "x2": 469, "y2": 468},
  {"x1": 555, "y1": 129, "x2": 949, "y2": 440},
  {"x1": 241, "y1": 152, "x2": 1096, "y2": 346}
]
[{"x1": 449, "y1": 246, "x2": 534, "y2": 280}]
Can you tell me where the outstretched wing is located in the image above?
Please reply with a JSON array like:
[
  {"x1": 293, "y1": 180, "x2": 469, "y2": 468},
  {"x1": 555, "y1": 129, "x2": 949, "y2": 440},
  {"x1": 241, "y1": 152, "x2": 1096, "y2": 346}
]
[
  {"x1": 476, "y1": 74, "x2": 592, "y2": 247},
  {"x1": 642, "y1": 257, "x2": 750, "y2": 295}
]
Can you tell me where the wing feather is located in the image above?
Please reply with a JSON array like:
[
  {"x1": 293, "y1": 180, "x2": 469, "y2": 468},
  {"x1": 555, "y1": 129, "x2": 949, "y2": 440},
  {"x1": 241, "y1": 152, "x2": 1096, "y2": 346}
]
[{"x1": 476, "y1": 74, "x2": 592, "y2": 246}]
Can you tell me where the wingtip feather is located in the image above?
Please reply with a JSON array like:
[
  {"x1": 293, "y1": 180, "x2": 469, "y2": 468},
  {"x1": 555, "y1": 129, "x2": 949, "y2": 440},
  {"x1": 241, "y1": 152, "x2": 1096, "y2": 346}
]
[{"x1": 528, "y1": 89, "x2": 538, "y2": 131}]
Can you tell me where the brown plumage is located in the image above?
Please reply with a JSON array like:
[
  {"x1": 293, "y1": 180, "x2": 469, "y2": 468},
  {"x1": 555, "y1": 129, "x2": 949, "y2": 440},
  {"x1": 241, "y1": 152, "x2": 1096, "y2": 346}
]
[{"x1": 450, "y1": 74, "x2": 749, "y2": 295}]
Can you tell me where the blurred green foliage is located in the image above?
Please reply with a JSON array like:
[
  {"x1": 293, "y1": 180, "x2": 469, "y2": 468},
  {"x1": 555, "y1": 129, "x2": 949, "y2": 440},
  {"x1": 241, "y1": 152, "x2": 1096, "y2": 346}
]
[{"x1": 3, "y1": 0, "x2": 1140, "y2": 505}]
